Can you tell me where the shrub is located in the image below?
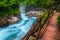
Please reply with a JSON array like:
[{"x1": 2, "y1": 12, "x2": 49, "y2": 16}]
[
  {"x1": 40, "y1": 11, "x2": 48, "y2": 25},
  {"x1": 0, "y1": 0, "x2": 20, "y2": 17},
  {"x1": 28, "y1": 0, "x2": 50, "y2": 8}
]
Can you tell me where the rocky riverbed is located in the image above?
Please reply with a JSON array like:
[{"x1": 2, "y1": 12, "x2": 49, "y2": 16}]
[
  {"x1": 0, "y1": 15, "x2": 20, "y2": 27},
  {"x1": 0, "y1": 10, "x2": 44, "y2": 27}
]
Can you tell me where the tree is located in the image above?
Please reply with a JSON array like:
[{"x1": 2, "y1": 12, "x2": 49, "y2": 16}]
[
  {"x1": 19, "y1": 0, "x2": 50, "y2": 8},
  {"x1": 0, "y1": 0, "x2": 20, "y2": 17}
]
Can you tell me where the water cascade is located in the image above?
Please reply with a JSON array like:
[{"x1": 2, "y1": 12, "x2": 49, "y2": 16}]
[{"x1": 0, "y1": 4, "x2": 37, "y2": 40}]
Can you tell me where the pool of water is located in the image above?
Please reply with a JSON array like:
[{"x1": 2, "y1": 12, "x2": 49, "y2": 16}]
[{"x1": 0, "y1": 5, "x2": 37, "y2": 40}]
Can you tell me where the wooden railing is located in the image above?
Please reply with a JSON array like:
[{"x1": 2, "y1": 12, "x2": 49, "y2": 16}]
[
  {"x1": 23, "y1": 17, "x2": 42, "y2": 40},
  {"x1": 23, "y1": 11, "x2": 54, "y2": 40}
]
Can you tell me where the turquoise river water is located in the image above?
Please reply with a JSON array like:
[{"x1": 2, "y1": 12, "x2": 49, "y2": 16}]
[{"x1": 0, "y1": 5, "x2": 37, "y2": 40}]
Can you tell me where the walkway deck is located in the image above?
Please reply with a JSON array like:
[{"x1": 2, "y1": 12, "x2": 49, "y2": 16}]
[{"x1": 39, "y1": 12, "x2": 60, "y2": 40}]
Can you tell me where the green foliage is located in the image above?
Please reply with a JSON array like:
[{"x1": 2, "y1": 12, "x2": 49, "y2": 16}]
[
  {"x1": 36, "y1": 0, "x2": 50, "y2": 6},
  {"x1": 56, "y1": 4, "x2": 60, "y2": 12},
  {"x1": 0, "y1": 0, "x2": 19, "y2": 7},
  {"x1": 50, "y1": 0, "x2": 60, "y2": 11},
  {"x1": 40, "y1": 11, "x2": 48, "y2": 25},
  {"x1": 1, "y1": 0, "x2": 59, "y2": 17},
  {"x1": 58, "y1": 15, "x2": 60, "y2": 24},
  {"x1": 19, "y1": 0, "x2": 50, "y2": 8},
  {"x1": 0, "y1": 0, "x2": 20, "y2": 17}
]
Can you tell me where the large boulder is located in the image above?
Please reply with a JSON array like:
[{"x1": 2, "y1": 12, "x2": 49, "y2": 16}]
[
  {"x1": 26, "y1": 10, "x2": 44, "y2": 17},
  {"x1": 7, "y1": 17, "x2": 19, "y2": 24}
]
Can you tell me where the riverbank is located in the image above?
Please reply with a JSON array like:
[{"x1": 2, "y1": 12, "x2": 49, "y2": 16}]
[{"x1": 0, "y1": 15, "x2": 20, "y2": 27}]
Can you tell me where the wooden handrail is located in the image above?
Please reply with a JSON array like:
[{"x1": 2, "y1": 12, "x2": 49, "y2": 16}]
[
  {"x1": 37, "y1": 12, "x2": 54, "y2": 39},
  {"x1": 23, "y1": 17, "x2": 42, "y2": 40},
  {"x1": 34, "y1": 13, "x2": 54, "y2": 40},
  {"x1": 23, "y1": 12, "x2": 54, "y2": 40}
]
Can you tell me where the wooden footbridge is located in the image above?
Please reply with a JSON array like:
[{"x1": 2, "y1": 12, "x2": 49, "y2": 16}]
[{"x1": 23, "y1": 11, "x2": 60, "y2": 40}]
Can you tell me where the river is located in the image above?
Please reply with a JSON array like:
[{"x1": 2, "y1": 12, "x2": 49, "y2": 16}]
[{"x1": 0, "y1": 5, "x2": 37, "y2": 40}]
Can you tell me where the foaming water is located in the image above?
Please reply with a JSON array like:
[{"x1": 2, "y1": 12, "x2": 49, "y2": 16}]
[{"x1": 0, "y1": 5, "x2": 37, "y2": 40}]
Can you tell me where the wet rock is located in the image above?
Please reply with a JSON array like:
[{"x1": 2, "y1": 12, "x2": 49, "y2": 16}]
[
  {"x1": 27, "y1": 10, "x2": 44, "y2": 17},
  {"x1": 7, "y1": 17, "x2": 19, "y2": 24}
]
